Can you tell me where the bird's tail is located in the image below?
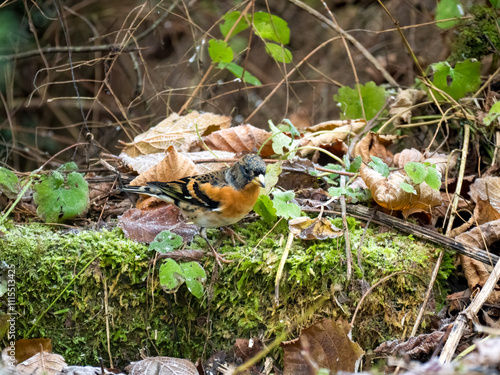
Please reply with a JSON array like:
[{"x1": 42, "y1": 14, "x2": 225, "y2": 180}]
[{"x1": 120, "y1": 184, "x2": 175, "y2": 204}]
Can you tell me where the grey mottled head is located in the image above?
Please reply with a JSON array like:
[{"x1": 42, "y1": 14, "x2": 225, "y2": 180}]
[{"x1": 228, "y1": 154, "x2": 266, "y2": 189}]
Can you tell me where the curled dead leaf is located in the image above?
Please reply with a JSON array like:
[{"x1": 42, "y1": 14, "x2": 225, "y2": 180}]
[
  {"x1": 130, "y1": 146, "x2": 198, "y2": 187},
  {"x1": 298, "y1": 119, "x2": 366, "y2": 157},
  {"x1": 122, "y1": 111, "x2": 231, "y2": 157},
  {"x1": 126, "y1": 356, "x2": 198, "y2": 375},
  {"x1": 202, "y1": 124, "x2": 273, "y2": 156},
  {"x1": 389, "y1": 89, "x2": 426, "y2": 126},
  {"x1": 353, "y1": 132, "x2": 397, "y2": 165},
  {"x1": 289, "y1": 217, "x2": 342, "y2": 240}
]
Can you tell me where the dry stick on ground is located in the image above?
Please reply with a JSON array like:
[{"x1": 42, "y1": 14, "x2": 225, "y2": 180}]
[
  {"x1": 439, "y1": 253, "x2": 500, "y2": 363},
  {"x1": 411, "y1": 124, "x2": 471, "y2": 338}
]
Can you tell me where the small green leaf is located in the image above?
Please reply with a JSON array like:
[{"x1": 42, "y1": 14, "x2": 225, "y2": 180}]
[
  {"x1": 208, "y1": 39, "x2": 233, "y2": 63},
  {"x1": 484, "y1": 101, "x2": 500, "y2": 126},
  {"x1": 424, "y1": 167, "x2": 442, "y2": 191},
  {"x1": 272, "y1": 191, "x2": 301, "y2": 219},
  {"x1": 149, "y1": 230, "x2": 183, "y2": 254},
  {"x1": 253, "y1": 195, "x2": 277, "y2": 223},
  {"x1": 269, "y1": 120, "x2": 298, "y2": 156},
  {"x1": 400, "y1": 182, "x2": 417, "y2": 195},
  {"x1": 334, "y1": 82, "x2": 387, "y2": 120},
  {"x1": 180, "y1": 262, "x2": 206, "y2": 299},
  {"x1": 57, "y1": 162, "x2": 78, "y2": 172},
  {"x1": 33, "y1": 165, "x2": 89, "y2": 223},
  {"x1": 217, "y1": 62, "x2": 262, "y2": 86},
  {"x1": 253, "y1": 12, "x2": 290, "y2": 44},
  {"x1": 490, "y1": 0, "x2": 500, "y2": 8},
  {"x1": 0, "y1": 167, "x2": 19, "y2": 199},
  {"x1": 349, "y1": 156, "x2": 362, "y2": 173},
  {"x1": 159, "y1": 259, "x2": 185, "y2": 291},
  {"x1": 281, "y1": 119, "x2": 301, "y2": 139},
  {"x1": 368, "y1": 156, "x2": 389, "y2": 178},
  {"x1": 220, "y1": 11, "x2": 249, "y2": 38},
  {"x1": 436, "y1": 0, "x2": 463, "y2": 29},
  {"x1": 429, "y1": 59, "x2": 481, "y2": 101},
  {"x1": 404, "y1": 162, "x2": 428, "y2": 184},
  {"x1": 264, "y1": 43, "x2": 292, "y2": 63}
]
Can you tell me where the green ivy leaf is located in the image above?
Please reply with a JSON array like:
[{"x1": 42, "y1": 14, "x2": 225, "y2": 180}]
[
  {"x1": 430, "y1": 60, "x2": 481, "y2": 101},
  {"x1": 208, "y1": 39, "x2": 233, "y2": 63},
  {"x1": 180, "y1": 262, "x2": 206, "y2": 299},
  {"x1": 400, "y1": 182, "x2": 417, "y2": 195},
  {"x1": 404, "y1": 162, "x2": 427, "y2": 184},
  {"x1": 217, "y1": 62, "x2": 262, "y2": 86},
  {"x1": 0, "y1": 167, "x2": 19, "y2": 199},
  {"x1": 264, "y1": 43, "x2": 292, "y2": 63},
  {"x1": 484, "y1": 101, "x2": 500, "y2": 126},
  {"x1": 272, "y1": 191, "x2": 301, "y2": 219},
  {"x1": 269, "y1": 120, "x2": 298, "y2": 157},
  {"x1": 253, "y1": 12, "x2": 290, "y2": 44},
  {"x1": 159, "y1": 259, "x2": 184, "y2": 291},
  {"x1": 33, "y1": 165, "x2": 89, "y2": 223},
  {"x1": 368, "y1": 156, "x2": 389, "y2": 178},
  {"x1": 253, "y1": 194, "x2": 277, "y2": 223},
  {"x1": 149, "y1": 230, "x2": 183, "y2": 254},
  {"x1": 436, "y1": 0, "x2": 463, "y2": 29},
  {"x1": 333, "y1": 82, "x2": 387, "y2": 120},
  {"x1": 220, "y1": 11, "x2": 249, "y2": 38},
  {"x1": 424, "y1": 166, "x2": 442, "y2": 191}
]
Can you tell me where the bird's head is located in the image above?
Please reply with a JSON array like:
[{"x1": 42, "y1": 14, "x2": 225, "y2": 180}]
[{"x1": 231, "y1": 154, "x2": 266, "y2": 189}]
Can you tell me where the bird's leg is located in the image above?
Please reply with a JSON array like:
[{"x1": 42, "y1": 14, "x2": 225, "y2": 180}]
[
  {"x1": 221, "y1": 227, "x2": 246, "y2": 246},
  {"x1": 200, "y1": 228, "x2": 233, "y2": 267}
]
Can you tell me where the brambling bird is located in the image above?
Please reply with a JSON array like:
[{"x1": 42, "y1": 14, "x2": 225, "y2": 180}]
[{"x1": 121, "y1": 154, "x2": 266, "y2": 266}]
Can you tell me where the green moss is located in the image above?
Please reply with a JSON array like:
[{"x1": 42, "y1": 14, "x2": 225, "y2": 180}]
[
  {"x1": 0, "y1": 218, "x2": 454, "y2": 367},
  {"x1": 449, "y1": 6, "x2": 500, "y2": 63}
]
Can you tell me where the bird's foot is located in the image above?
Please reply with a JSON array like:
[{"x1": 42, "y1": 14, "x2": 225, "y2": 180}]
[
  {"x1": 210, "y1": 248, "x2": 233, "y2": 268},
  {"x1": 222, "y1": 226, "x2": 246, "y2": 246}
]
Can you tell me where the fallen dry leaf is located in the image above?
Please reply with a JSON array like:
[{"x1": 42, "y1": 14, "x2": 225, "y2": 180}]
[
  {"x1": 374, "y1": 330, "x2": 445, "y2": 360},
  {"x1": 14, "y1": 338, "x2": 52, "y2": 364},
  {"x1": 289, "y1": 217, "x2": 342, "y2": 240},
  {"x1": 457, "y1": 218, "x2": 500, "y2": 304},
  {"x1": 118, "y1": 205, "x2": 198, "y2": 244},
  {"x1": 281, "y1": 319, "x2": 364, "y2": 375},
  {"x1": 126, "y1": 356, "x2": 198, "y2": 375},
  {"x1": 16, "y1": 352, "x2": 66, "y2": 375},
  {"x1": 298, "y1": 119, "x2": 366, "y2": 157},
  {"x1": 234, "y1": 338, "x2": 263, "y2": 361},
  {"x1": 361, "y1": 167, "x2": 442, "y2": 213},
  {"x1": 130, "y1": 146, "x2": 198, "y2": 187},
  {"x1": 353, "y1": 132, "x2": 397, "y2": 166},
  {"x1": 389, "y1": 89, "x2": 426, "y2": 126},
  {"x1": 184, "y1": 150, "x2": 235, "y2": 174},
  {"x1": 201, "y1": 124, "x2": 274, "y2": 156},
  {"x1": 469, "y1": 176, "x2": 500, "y2": 225},
  {"x1": 122, "y1": 111, "x2": 231, "y2": 157}
]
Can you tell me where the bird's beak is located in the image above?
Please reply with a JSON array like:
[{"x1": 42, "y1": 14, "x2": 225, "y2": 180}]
[{"x1": 252, "y1": 174, "x2": 265, "y2": 188}]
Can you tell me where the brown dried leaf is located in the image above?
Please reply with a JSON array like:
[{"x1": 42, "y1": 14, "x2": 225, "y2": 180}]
[
  {"x1": 277, "y1": 158, "x2": 318, "y2": 191},
  {"x1": 122, "y1": 111, "x2": 231, "y2": 157},
  {"x1": 184, "y1": 150, "x2": 235, "y2": 174},
  {"x1": 289, "y1": 217, "x2": 342, "y2": 240},
  {"x1": 389, "y1": 89, "x2": 426, "y2": 125},
  {"x1": 457, "y1": 219, "x2": 500, "y2": 304},
  {"x1": 298, "y1": 119, "x2": 366, "y2": 157},
  {"x1": 16, "y1": 352, "x2": 66, "y2": 375},
  {"x1": 374, "y1": 331, "x2": 445, "y2": 360},
  {"x1": 353, "y1": 132, "x2": 397, "y2": 165},
  {"x1": 202, "y1": 124, "x2": 273, "y2": 156},
  {"x1": 281, "y1": 319, "x2": 364, "y2": 375},
  {"x1": 470, "y1": 176, "x2": 500, "y2": 225},
  {"x1": 14, "y1": 339, "x2": 52, "y2": 365},
  {"x1": 393, "y1": 148, "x2": 423, "y2": 167},
  {"x1": 130, "y1": 146, "x2": 198, "y2": 187},
  {"x1": 126, "y1": 356, "x2": 198, "y2": 375},
  {"x1": 234, "y1": 338, "x2": 263, "y2": 361},
  {"x1": 361, "y1": 167, "x2": 442, "y2": 212},
  {"x1": 118, "y1": 205, "x2": 198, "y2": 244}
]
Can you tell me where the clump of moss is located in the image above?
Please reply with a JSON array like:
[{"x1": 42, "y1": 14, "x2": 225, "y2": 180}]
[
  {"x1": 449, "y1": 6, "x2": 500, "y2": 63},
  {"x1": 0, "y1": 218, "x2": 454, "y2": 367}
]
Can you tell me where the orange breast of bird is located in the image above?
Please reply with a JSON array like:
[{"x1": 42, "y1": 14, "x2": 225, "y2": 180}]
[{"x1": 177, "y1": 181, "x2": 261, "y2": 228}]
